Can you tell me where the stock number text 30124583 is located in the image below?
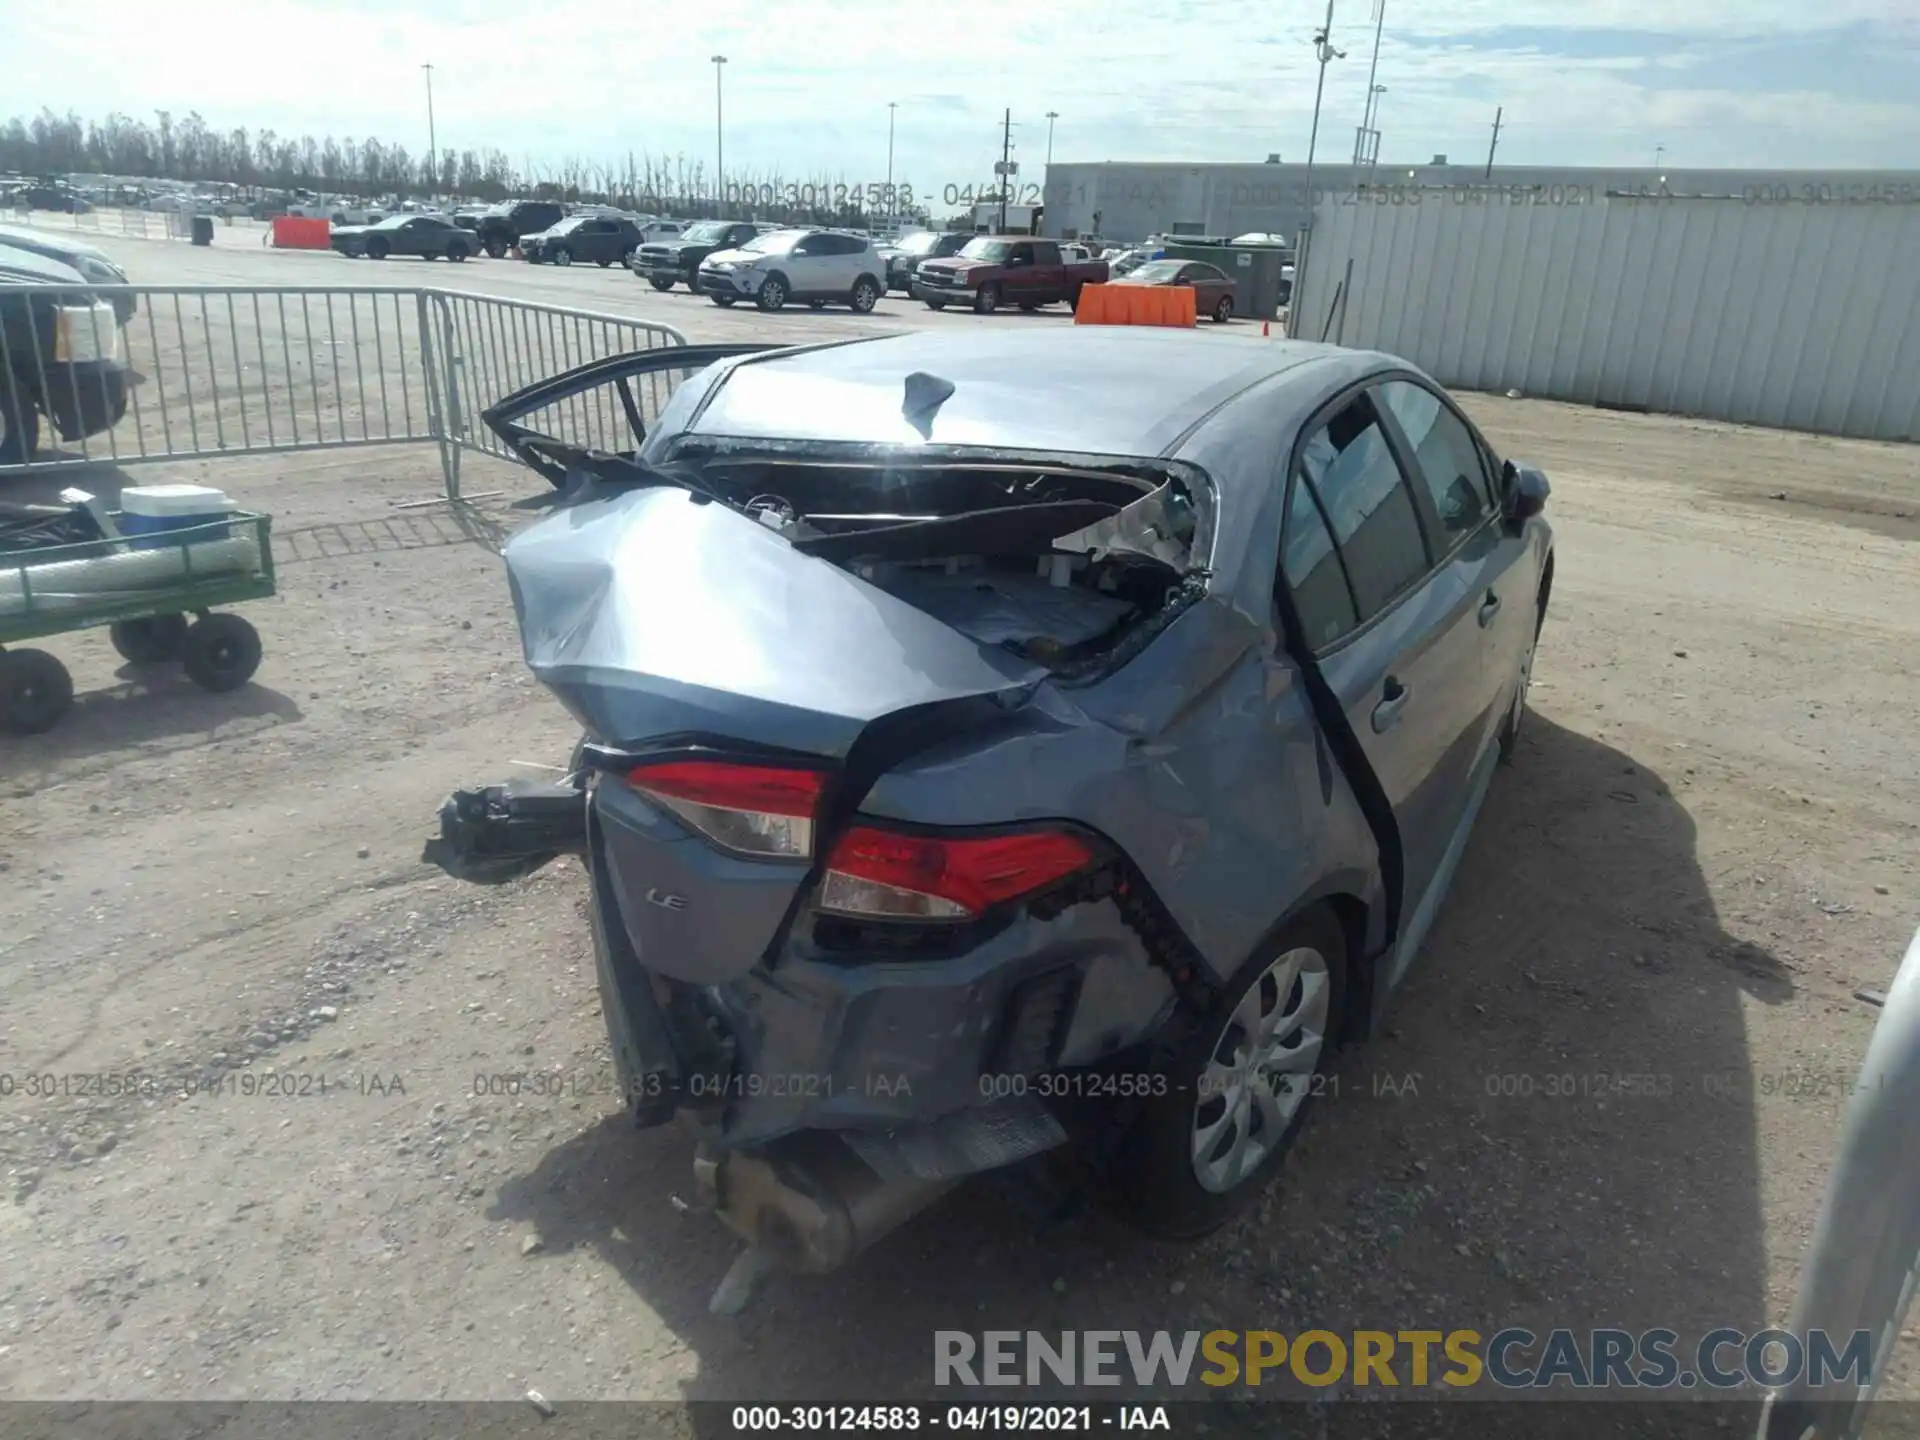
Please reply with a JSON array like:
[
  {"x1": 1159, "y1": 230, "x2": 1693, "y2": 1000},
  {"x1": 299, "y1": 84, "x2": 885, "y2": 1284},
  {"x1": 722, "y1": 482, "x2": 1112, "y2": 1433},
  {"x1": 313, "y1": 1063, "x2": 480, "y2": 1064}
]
[
  {"x1": 724, "y1": 182, "x2": 915, "y2": 210},
  {"x1": 945, "y1": 184, "x2": 1043, "y2": 208}
]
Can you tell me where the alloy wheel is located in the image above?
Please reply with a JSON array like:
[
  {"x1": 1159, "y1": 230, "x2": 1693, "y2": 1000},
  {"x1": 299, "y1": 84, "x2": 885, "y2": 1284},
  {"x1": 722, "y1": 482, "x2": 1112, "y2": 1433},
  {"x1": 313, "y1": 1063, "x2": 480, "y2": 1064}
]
[{"x1": 1190, "y1": 946, "x2": 1331, "y2": 1193}]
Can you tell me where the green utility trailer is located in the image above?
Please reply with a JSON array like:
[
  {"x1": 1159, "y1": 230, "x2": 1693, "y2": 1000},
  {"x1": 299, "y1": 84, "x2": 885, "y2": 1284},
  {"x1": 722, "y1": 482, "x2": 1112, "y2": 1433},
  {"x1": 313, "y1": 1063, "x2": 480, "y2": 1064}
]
[{"x1": 0, "y1": 510, "x2": 274, "y2": 734}]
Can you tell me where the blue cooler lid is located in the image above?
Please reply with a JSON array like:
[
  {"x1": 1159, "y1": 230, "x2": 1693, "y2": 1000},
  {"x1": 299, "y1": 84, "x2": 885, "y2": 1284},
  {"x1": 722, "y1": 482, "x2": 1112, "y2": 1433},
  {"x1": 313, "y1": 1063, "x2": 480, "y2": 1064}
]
[{"x1": 122, "y1": 485, "x2": 238, "y2": 518}]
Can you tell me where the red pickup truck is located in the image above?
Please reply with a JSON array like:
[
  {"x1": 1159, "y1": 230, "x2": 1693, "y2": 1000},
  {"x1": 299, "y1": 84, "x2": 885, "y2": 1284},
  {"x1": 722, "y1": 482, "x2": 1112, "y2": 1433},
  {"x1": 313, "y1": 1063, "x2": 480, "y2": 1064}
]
[{"x1": 912, "y1": 236, "x2": 1109, "y2": 314}]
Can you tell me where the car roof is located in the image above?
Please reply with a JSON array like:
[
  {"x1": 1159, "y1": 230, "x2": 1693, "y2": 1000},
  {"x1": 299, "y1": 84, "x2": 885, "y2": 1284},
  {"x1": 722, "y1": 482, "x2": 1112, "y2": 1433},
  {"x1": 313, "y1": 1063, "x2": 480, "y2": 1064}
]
[
  {"x1": 686, "y1": 328, "x2": 1368, "y2": 458},
  {"x1": 0, "y1": 241, "x2": 86, "y2": 284},
  {"x1": 0, "y1": 224, "x2": 109, "y2": 265}
]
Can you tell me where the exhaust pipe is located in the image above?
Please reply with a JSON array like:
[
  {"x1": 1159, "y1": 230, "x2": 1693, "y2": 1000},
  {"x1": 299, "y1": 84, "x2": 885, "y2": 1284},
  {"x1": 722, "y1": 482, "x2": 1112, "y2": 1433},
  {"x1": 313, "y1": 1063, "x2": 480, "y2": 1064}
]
[{"x1": 698, "y1": 1131, "x2": 959, "y2": 1276}]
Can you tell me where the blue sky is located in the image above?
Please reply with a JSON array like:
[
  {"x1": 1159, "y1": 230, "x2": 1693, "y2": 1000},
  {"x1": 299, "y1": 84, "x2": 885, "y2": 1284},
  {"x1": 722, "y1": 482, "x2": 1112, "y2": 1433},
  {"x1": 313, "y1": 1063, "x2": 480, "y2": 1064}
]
[{"x1": 6, "y1": 0, "x2": 1918, "y2": 194}]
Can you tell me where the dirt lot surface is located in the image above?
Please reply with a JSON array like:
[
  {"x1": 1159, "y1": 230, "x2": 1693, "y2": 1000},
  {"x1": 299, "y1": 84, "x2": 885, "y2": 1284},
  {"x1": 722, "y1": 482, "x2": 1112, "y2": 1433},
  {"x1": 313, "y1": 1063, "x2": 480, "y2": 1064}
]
[{"x1": 1, "y1": 227, "x2": 1917, "y2": 1407}]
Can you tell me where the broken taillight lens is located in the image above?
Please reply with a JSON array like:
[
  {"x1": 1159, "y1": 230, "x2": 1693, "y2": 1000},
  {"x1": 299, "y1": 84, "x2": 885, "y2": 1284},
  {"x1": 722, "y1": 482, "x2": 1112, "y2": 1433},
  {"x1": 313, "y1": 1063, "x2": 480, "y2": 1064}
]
[
  {"x1": 818, "y1": 824, "x2": 1096, "y2": 921},
  {"x1": 626, "y1": 759, "x2": 824, "y2": 859}
]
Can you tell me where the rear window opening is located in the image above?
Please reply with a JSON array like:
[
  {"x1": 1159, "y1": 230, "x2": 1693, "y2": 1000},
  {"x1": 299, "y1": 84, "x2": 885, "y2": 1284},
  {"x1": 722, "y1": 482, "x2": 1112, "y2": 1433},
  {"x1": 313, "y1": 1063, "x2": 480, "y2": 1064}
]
[{"x1": 680, "y1": 453, "x2": 1212, "y2": 676}]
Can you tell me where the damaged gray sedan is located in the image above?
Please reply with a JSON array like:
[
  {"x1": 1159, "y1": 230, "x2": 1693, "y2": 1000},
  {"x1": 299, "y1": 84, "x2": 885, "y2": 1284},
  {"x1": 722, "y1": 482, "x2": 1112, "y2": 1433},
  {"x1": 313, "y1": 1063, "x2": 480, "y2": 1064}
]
[{"x1": 428, "y1": 327, "x2": 1555, "y2": 1293}]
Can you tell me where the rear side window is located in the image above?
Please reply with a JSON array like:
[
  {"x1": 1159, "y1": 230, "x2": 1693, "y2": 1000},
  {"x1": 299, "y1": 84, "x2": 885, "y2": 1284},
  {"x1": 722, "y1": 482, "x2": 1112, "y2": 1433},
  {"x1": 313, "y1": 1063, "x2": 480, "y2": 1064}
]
[
  {"x1": 1281, "y1": 469, "x2": 1359, "y2": 648},
  {"x1": 1299, "y1": 392, "x2": 1430, "y2": 620},
  {"x1": 1376, "y1": 380, "x2": 1492, "y2": 538}
]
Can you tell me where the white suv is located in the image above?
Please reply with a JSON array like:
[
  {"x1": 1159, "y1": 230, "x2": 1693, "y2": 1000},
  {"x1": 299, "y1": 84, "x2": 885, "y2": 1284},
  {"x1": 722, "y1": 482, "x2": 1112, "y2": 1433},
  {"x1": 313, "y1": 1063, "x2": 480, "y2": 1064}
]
[{"x1": 695, "y1": 228, "x2": 887, "y2": 313}]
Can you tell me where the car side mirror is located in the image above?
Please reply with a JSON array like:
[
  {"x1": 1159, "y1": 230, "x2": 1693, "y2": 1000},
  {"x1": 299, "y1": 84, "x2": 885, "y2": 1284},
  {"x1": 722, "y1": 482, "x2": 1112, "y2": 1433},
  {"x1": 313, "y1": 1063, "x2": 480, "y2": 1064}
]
[{"x1": 1501, "y1": 460, "x2": 1551, "y2": 523}]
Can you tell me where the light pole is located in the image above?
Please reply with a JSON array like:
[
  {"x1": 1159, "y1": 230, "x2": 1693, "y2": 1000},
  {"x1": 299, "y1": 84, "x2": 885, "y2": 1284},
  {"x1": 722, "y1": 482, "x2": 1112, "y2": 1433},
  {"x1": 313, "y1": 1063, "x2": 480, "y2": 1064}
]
[
  {"x1": 1365, "y1": 84, "x2": 1386, "y2": 170},
  {"x1": 421, "y1": 63, "x2": 437, "y2": 201},
  {"x1": 1302, "y1": 0, "x2": 1346, "y2": 218},
  {"x1": 1655, "y1": 143, "x2": 1665, "y2": 168},
  {"x1": 886, "y1": 101, "x2": 896, "y2": 220},
  {"x1": 711, "y1": 55, "x2": 727, "y2": 217},
  {"x1": 1045, "y1": 110, "x2": 1058, "y2": 169}
]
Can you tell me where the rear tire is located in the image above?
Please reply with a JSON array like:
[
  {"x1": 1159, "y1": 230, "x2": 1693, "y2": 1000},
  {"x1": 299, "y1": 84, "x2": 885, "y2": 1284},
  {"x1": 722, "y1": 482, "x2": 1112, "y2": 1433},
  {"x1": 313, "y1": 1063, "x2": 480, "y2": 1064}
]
[
  {"x1": 647, "y1": 276, "x2": 674, "y2": 292},
  {"x1": 0, "y1": 389, "x2": 40, "y2": 464},
  {"x1": 447, "y1": 243, "x2": 468, "y2": 262},
  {"x1": 486, "y1": 240, "x2": 508, "y2": 259},
  {"x1": 807, "y1": 299, "x2": 826, "y2": 310},
  {"x1": 181, "y1": 614, "x2": 262, "y2": 694},
  {"x1": 596, "y1": 257, "x2": 612, "y2": 268},
  {"x1": 710, "y1": 294, "x2": 737, "y2": 307},
  {"x1": 923, "y1": 297, "x2": 947, "y2": 311},
  {"x1": 0, "y1": 648, "x2": 73, "y2": 734},
  {"x1": 1103, "y1": 907, "x2": 1348, "y2": 1239},
  {"x1": 849, "y1": 276, "x2": 880, "y2": 313},
  {"x1": 1017, "y1": 302, "x2": 1039, "y2": 312},
  {"x1": 110, "y1": 613, "x2": 188, "y2": 665}
]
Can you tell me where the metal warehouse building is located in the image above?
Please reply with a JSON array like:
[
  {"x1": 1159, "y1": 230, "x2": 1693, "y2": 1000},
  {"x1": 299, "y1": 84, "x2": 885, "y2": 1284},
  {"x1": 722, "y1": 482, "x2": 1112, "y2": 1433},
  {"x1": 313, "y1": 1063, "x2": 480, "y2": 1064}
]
[{"x1": 1037, "y1": 160, "x2": 1920, "y2": 242}]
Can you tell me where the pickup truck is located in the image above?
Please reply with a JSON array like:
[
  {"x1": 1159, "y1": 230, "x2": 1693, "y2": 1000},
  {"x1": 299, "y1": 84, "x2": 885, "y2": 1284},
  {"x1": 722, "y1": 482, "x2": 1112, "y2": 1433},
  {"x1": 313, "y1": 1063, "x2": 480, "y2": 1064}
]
[
  {"x1": 0, "y1": 242, "x2": 130, "y2": 465},
  {"x1": 911, "y1": 236, "x2": 1108, "y2": 314},
  {"x1": 630, "y1": 220, "x2": 764, "y2": 293},
  {"x1": 474, "y1": 201, "x2": 566, "y2": 260}
]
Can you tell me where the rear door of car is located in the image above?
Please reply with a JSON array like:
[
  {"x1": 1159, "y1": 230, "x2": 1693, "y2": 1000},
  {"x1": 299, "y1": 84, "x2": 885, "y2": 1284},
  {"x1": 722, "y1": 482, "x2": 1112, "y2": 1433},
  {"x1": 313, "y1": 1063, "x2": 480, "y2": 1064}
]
[
  {"x1": 1001, "y1": 239, "x2": 1041, "y2": 303},
  {"x1": 1027, "y1": 240, "x2": 1065, "y2": 301},
  {"x1": 783, "y1": 233, "x2": 827, "y2": 294},
  {"x1": 1181, "y1": 262, "x2": 1232, "y2": 313},
  {"x1": 1277, "y1": 382, "x2": 1500, "y2": 980},
  {"x1": 1372, "y1": 376, "x2": 1535, "y2": 762},
  {"x1": 825, "y1": 233, "x2": 867, "y2": 291}
]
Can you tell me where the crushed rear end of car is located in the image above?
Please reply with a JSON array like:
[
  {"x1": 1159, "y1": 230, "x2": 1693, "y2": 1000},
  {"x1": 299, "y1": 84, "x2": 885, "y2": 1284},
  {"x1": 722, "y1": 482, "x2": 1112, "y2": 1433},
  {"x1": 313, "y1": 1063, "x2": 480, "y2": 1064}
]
[{"x1": 425, "y1": 344, "x2": 1233, "y2": 1294}]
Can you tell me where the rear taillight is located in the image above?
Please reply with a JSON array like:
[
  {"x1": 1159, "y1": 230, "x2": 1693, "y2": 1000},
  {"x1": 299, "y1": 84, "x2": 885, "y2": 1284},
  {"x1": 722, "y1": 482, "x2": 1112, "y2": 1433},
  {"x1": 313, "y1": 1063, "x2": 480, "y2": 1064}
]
[
  {"x1": 818, "y1": 824, "x2": 1096, "y2": 921},
  {"x1": 626, "y1": 760, "x2": 824, "y2": 859}
]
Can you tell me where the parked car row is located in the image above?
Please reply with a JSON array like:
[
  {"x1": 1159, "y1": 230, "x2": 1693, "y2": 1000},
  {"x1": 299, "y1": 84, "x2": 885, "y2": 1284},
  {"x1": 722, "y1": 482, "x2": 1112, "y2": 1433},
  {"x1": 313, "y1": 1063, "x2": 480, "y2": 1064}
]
[{"x1": 317, "y1": 205, "x2": 1263, "y2": 326}]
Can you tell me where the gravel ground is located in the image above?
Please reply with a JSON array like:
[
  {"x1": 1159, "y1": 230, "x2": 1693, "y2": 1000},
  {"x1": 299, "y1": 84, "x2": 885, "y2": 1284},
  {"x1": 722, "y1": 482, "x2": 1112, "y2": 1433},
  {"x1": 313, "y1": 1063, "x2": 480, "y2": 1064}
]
[{"x1": 0, "y1": 226, "x2": 1916, "y2": 1407}]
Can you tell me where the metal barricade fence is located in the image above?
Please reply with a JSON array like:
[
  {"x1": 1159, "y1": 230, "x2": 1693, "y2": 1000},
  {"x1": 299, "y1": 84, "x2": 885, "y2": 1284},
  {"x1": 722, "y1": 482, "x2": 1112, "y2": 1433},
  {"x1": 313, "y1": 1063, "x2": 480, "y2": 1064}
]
[
  {"x1": 4, "y1": 206, "x2": 215, "y2": 242},
  {"x1": 0, "y1": 284, "x2": 690, "y2": 498},
  {"x1": 430, "y1": 291, "x2": 695, "y2": 498}
]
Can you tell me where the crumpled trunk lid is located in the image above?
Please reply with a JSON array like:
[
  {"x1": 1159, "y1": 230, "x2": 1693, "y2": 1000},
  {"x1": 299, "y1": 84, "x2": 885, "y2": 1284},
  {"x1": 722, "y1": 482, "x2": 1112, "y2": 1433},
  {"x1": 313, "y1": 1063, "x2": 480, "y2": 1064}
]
[
  {"x1": 505, "y1": 485, "x2": 1044, "y2": 756},
  {"x1": 503, "y1": 485, "x2": 1048, "y2": 984}
]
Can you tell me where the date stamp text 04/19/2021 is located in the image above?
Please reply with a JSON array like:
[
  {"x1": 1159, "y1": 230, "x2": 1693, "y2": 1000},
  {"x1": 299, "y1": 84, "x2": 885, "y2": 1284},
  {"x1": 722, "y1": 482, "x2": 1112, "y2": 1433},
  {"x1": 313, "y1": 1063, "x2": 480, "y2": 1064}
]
[{"x1": 0, "y1": 1070, "x2": 406, "y2": 1099}]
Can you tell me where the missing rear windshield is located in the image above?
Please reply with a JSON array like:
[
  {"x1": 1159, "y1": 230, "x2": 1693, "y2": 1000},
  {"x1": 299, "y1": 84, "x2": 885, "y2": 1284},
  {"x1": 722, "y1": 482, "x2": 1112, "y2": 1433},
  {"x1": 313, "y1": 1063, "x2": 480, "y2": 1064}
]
[{"x1": 667, "y1": 445, "x2": 1215, "y2": 678}]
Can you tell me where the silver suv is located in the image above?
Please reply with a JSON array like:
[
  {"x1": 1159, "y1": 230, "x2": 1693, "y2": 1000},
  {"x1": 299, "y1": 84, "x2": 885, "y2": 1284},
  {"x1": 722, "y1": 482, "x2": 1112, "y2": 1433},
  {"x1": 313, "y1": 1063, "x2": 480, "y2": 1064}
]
[{"x1": 695, "y1": 228, "x2": 887, "y2": 313}]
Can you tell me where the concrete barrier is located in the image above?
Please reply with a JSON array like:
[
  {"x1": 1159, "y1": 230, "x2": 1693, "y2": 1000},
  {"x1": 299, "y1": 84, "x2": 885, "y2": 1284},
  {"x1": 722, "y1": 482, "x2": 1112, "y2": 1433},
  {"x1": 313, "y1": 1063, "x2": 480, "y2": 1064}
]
[
  {"x1": 1073, "y1": 282, "x2": 1196, "y2": 328},
  {"x1": 270, "y1": 216, "x2": 332, "y2": 250}
]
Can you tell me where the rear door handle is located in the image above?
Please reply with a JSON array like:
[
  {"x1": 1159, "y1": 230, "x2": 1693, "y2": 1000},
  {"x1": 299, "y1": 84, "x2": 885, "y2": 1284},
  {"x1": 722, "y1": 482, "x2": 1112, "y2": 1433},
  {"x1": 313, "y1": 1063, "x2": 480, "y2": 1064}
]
[
  {"x1": 1478, "y1": 590, "x2": 1502, "y2": 628},
  {"x1": 1371, "y1": 677, "x2": 1411, "y2": 733}
]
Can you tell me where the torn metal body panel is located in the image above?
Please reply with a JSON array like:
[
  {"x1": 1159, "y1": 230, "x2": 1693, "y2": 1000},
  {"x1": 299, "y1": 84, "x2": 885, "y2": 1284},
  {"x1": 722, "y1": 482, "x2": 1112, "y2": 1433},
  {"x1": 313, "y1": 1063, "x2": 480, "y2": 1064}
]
[{"x1": 434, "y1": 326, "x2": 1555, "y2": 1289}]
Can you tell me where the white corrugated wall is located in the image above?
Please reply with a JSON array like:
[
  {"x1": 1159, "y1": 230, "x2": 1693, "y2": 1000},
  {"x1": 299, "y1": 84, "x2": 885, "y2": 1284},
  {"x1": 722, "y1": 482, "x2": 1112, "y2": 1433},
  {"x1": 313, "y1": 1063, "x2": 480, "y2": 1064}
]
[{"x1": 1292, "y1": 193, "x2": 1920, "y2": 442}]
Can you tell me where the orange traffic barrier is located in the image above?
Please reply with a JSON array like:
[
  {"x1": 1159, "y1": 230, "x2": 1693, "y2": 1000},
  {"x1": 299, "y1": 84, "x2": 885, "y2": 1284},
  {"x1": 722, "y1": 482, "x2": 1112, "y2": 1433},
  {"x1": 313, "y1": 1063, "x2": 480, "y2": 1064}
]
[
  {"x1": 270, "y1": 216, "x2": 332, "y2": 250},
  {"x1": 1073, "y1": 282, "x2": 1197, "y2": 328}
]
